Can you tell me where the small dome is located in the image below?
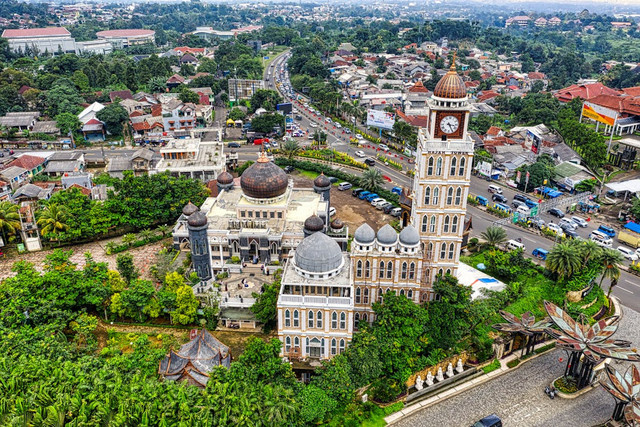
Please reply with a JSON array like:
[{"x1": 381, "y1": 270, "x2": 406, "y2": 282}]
[
  {"x1": 304, "y1": 215, "x2": 324, "y2": 232},
  {"x1": 294, "y1": 232, "x2": 343, "y2": 274},
  {"x1": 354, "y1": 223, "x2": 375, "y2": 244},
  {"x1": 187, "y1": 210, "x2": 208, "y2": 227},
  {"x1": 433, "y1": 62, "x2": 467, "y2": 99},
  {"x1": 399, "y1": 225, "x2": 420, "y2": 246},
  {"x1": 217, "y1": 171, "x2": 233, "y2": 185},
  {"x1": 330, "y1": 218, "x2": 344, "y2": 230},
  {"x1": 314, "y1": 173, "x2": 331, "y2": 188},
  {"x1": 182, "y1": 202, "x2": 198, "y2": 216},
  {"x1": 377, "y1": 224, "x2": 398, "y2": 245},
  {"x1": 240, "y1": 153, "x2": 288, "y2": 199}
]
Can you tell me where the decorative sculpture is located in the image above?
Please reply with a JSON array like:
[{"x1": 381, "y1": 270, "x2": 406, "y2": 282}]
[
  {"x1": 456, "y1": 358, "x2": 464, "y2": 374},
  {"x1": 493, "y1": 310, "x2": 551, "y2": 357},
  {"x1": 436, "y1": 367, "x2": 444, "y2": 382},
  {"x1": 600, "y1": 364, "x2": 640, "y2": 423},
  {"x1": 415, "y1": 375, "x2": 424, "y2": 391},
  {"x1": 446, "y1": 363, "x2": 454, "y2": 378},
  {"x1": 426, "y1": 371, "x2": 434, "y2": 386}
]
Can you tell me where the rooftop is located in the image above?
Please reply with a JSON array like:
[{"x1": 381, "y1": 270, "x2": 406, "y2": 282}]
[
  {"x1": 96, "y1": 29, "x2": 155, "y2": 37},
  {"x1": 2, "y1": 27, "x2": 71, "y2": 38}
]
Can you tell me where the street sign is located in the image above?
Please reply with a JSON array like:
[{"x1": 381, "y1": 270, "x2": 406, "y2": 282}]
[{"x1": 530, "y1": 206, "x2": 539, "y2": 216}]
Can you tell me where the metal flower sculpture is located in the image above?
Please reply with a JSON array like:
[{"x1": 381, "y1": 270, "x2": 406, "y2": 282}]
[
  {"x1": 625, "y1": 400, "x2": 640, "y2": 426},
  {"x1": 600, "y1": 365, "x2": 640, "y2": 422},
  {"x1": 492, "y1": 310, "x2": 551, "y2": 356},
  {"x1": 543, "y1": 300, "x2": 640, "y2": 389}
]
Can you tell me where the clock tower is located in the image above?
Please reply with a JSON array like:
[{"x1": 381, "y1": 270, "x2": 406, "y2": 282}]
[{"x1": 411, "y1": 58, "x2": 474, "y2": 299}]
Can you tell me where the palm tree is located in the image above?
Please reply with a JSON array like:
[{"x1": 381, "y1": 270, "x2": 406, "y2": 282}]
[
  {"x1": 122, "y1": 233, "x2": 137, "y2": 247},
  {"x1": 148, "y1": 76, "x2": 167, "y2": 93},
  {"x1": 156, "y1": 224, "x2": 171, "y2": 238},
  {"x1": 0, "y1": 201, "x2": 20, "y2": 243},
  {"x1": 479, "y1": 226, "x2": 507, "y2": 248},
  {"x1": 36, "y1": 203, "x2": 69, "y2": 236},
  {"x1": 359, "y1": 168, "x2": 383, "y2": 191},
  {"x1": 577, "y1": 239, "x2": 603, "y2": 264},
  {"x1": 281, "y1": 139, "x2": 300, "y2": 159},
  {"x1": 598, "y1": 248, "x2": 624, "y2": 296},
  {"x1": 546, "y1": 241, "x2": 581, "y2": 280},
  {"x1": 139, "y1": 229, "x2": 155, "y2": 242}
]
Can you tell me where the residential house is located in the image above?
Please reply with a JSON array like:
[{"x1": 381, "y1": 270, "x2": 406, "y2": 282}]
[
  {"x1": 12, "y1": 183, "x2": 54, "y2": 202},
  {"x1": 153, "y1": 135, "x2": 225, "y2": 181},
  {"x1": 43, "y1": 152, "x2": 85, "y2": 177},
  {"x1": 505, "y1": 16, "x2": 531, "y2": 27},
  {"x1": 162, "y1": 99, "x2": 197, "y2": 133},
  {"x1": 109, "y1": 90, "x2": 134, "y2": 103},
  {"x1": 0, "y1": 112, "x2": 40, "y2": 133},
  {"x1": 167, "y1": 74, "x2": 187, "y2": 89},
  {"x1": 7, "y1": 154, "x2": 46, "y2": 177},
  {"x1": 0, "y1": 180, "x2": 11, "y2": 201},
  {"x1": 81, "y1": 118, "x2": 106, "y2": 141},
  {"x1": 180, "y1": 54, "x2": 198, "y2": 66},
  {"x1": 61, "y1": 172, "x2": 93, "y2": 190},
  {"x1": 107, "y1": 148, "x2": 157, "y2": 178},
  {"x1": 0, "y1": 166, "x2": 30, "y2": 190},
  {"x1": 78, "y1": 102, "x2": 105, "y2": 124},
  {"x1": 484, "y1": 126, "x2": 504, "y2": 140}
]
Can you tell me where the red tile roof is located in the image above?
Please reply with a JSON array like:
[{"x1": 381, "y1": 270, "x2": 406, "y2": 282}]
[
  {"x1": 174, "y1": 46, "x2": 205, "y2": 54},
  {"x1": 109, "y1": 90, "x2": 133, "y2": 102},
  {"x1": 2, "y1": 27, "x2": 70, "y2": 38},
  {"x1": 477, "y1": 91, "x2": 500, "y2": 102},
  {"x1": 96, "y1": 29, "x2": 155, "y2": 37},
  {"x1": 621, "y1": 86, "x2": 640, "y2": 97},
  {"x1": 528, "y1": 72, "x2": 546, "y2": 80},
  {"x1": 132, "y1": 122, "x2": 150, "y2": 131},
  {"x1": 167, "y1": 74, "x2": 186, "y2": 84},
  {"x1": 587, "y1": 94, "x2": 640, "y2": 116},
  {"x1": 130, "y1": 111, "x2": 144, "y2": 118},
  {"x1": 8, "y1": 154, "x2": 45, "y2": 171},
  {"x1": 408, "y1": 80, "x2": 429, "y2": 93},
  {"x1": 85, "y1": 118, "x2": 102, "y2": 125},
  {"x1": 395, "y1": 109, "x2": 428, "y2": 128},
  {"x1": 486, "y1": 126, "x2": 502, "y2": 136},
  {"x1": 67, "y1": 183, "x2": 91, "y2": 196},
  {"x1": 151, "y1": 104, "x2": 162, "y2": 117},
  {"x1": 555, "y1": 83, "x2": 619, "y2": 102}
]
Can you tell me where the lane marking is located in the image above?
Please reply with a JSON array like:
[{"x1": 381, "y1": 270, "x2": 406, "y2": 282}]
[
  {"x1": 618, "y1": 287, "x2": 634, "y2": 294},
  {"x1": 623, "y1": 279, "x2": 640, "y2": 288}
]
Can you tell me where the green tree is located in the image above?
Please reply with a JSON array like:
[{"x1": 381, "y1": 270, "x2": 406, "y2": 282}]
[
  {"x1": 393, "y1": 120, "x2": 414, "y2": 144},
  {"x1": 116, "y1": 252, "x2": 138, "y2": 284},
  {"x1": 148, "y1": 76, "x2": 166, "y2": 93},
  {"x1": 96, "y1": 103, "x2": 129, "y2": 136},
  {"x1": 37, "y1": 203, "x2": 70, "y2": 237},
  {"x1": 164, "y1": 271, "x2": 186, "y2": 292},
  {"x1": 546, "y1": 241, "x2": 581, "y2": 280},
  {"x1": 121, "y1": 233, "x2": 137, "y2": 247},
  {"x1": 598, "y1": 248, "x2": 624, "y2": 295},
  {"x1": 69, "y1": 313, "x2": 98, "y2": 348},
  {"x1": 178, "y1": 85, "x2": 199, "y2": 104},
  {"x1": 228, "y1": 107, "x2": 246, "y2": 121},
  {"x1": 171, "y1": 285, "x2": 199, "y2": 325},
  {"x1": 425, "y1": 274, "x2": 473, "y2": 352},
  {"x1": 249, "y1": 89, "x2": 282, "y2": 113},
  {"x1": 72, "y1": 70, "x2": 90, "y2": 92},
  {"x1": 250, "y1": 113, "x2": 284, "y2": 134},
  {"x1": 281, "y1": 139, "x2": 300, "y2": 160},
  {"x1": 480, "y1": 226, "x2": 507, "y2": 248},
  {"x1": 359, "y1": 168, "x2": 384, "y2": 191},
  {"x1": 0, "y1": 200, "x2": 20, "y2": 242},
  {"x1": 251, "y1": 279, "x2": 279, "y2": 332},
  {"x1": 55, "y1": 112, "x2": 82, "y2": 136},
  {"x1": 44, "y1": 78, "x2": 83, "y2": 117}
]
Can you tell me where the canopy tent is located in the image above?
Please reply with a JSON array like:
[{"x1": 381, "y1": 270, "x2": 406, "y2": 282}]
[{"x1": 226, "y1": 118, "x2": 235, "y2": 127}]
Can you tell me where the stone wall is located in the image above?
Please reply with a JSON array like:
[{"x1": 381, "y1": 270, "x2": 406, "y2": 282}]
[{"x1": 405, "y1": 352, "x2": 469, "y2": 388}]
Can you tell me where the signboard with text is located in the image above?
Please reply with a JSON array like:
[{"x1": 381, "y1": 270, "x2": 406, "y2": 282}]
[
  {"x1": 582, "y1": 101, "x2": 617, "y2": 126},
  {"x1": 366, "y1": 109, "x2": 395, "y2": 130}
]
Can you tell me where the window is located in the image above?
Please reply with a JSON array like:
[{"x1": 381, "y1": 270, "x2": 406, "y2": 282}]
[
  {"x1": 428, "y1": 242, "x2": 433, "y2": 259},
  {"x1": 285, "y1": 336, "x2": 291, "y2": 353},
  {"x1": 386, "y1": 261, "x2": 393, "y2": 279},
  {"x1": 248, "y1": 211, "x2": 253, "y2": 218},
  {"x1": 408, "y1": 290, "x2": 413, "y2": 299},
  {"x1": 240, "y1": 211, "x2": 246, "y2": 218},
  {"x1": 379, "y1": 261, "x2": 385, "y2": 278},
  {"x1": 277, "y1": 212, "x2": 282, "y2": 219},
  {"x1": 447, "y1": 187, "x2": 453, "y2": 205},
  {"x1": 363, "y1": 313, "x2": 369, "y2": 323},
  {"x1": 433, "y1": 187, "x2": 439, "y2": 205},
  {"x1": 454, "y1": 187, "x2": 461, "y2": 205},
  {"x1": 401, "y1": 262, "x2": 408, "y2": 280},
  {"x1": 459, "y1": 157, "x2": 466, "y2": 176},
  {"x1": 270, "y1": 211, "x2": 275, "y2": 218},
  {"x1": 364, "y1": 288, "x2": 369, "y2": 304},
  {"x1": 422, "y1": 215, "x2": 428, "y2": 233},
  {"x1": 308, "y1": 311, "x2": 314, "y2": 328},
  {"x1": 339, "y1": 339, "x2": 345, "y2": 354},
  {"x1": 331, "y1": 312, "x2": 338, "y2": 329},
  {"x1": 331, "y1": 338, "x2": 337, "y2": 355},
  {"x1": 444, "y1": 215, "x2": 450, "y2": 233},
  {"x1": 293, "y1": 310, "x2": 299, "y2": 327},
  {"x1": 365, "y1": 260, "x2": 370, "y2": 278},
  {"x1": 340, "y1": 312, "x2": 346, "y2": 329},
  {"x1": 436, "y1": 157, "x2": 443, "y2": 175},
  {"x1": 440, "y1": 243, "x2": 446, "y2": 260},
  {"x1": 452, "y1": 216, "x2": 459, "y2": 233},
  {"x1": 356, "y1": 260, "x2": 362, "y2": 278},
  {"x1": 450, "y1": 157, "x2": 457, "y2": 176},
  {"x1": 354, "y1": 312, "x2": 360, "y2": 329},
  {"x1": 446, "y1": 269, "x2": 451, "y2": 275},
  {"x1": 400, "y1": 289, "x2": 405, "y2": 296},
  {"x1": 316, "y1": 311, "x2": 323, "y2": 329},
  {"x1": 438, "y1": 268, "x2": 444, "y2": 276},
  {"x1": 449, "y1": 243, "x2": 455, "y2": 260},
  {"x1": 427, "y1": 157, "x2": 434, "y2": 175},
  {"x1": 355, "y1": 288, "x2": 361, "y2": 304},
  {"x1": 423, "y1": 187, "x2": 430, "y2": 204},
  {"x1": 294, "y1": 337, "x2": 299, "y2": 348},
  {"x1": 430, "y1": 216, "x2": 436, "y2": 233},
  {"x1": 409, "y1": 262, "x2": 416, "y2": 280},
  {"x1": 285, "y1": 310, "x2": 291, "y2": 327}
]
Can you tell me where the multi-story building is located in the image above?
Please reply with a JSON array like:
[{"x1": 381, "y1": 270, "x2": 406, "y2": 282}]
[
  {"x1": 1, "y1": 27, "x2": 76, "y2": 54},
  {"x1": 96, "y1": 29, "x2": 155, "y2": 49}
]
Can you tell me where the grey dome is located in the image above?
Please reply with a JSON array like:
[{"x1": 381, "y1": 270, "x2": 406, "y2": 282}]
[
  {"x1": 377, "y1": 224, "x2": 398, "y2": 245},
  {"x1": 314, "y1": 173, "x2": 331, "y2": 188},
  {"x1": 330, "y1": 218, "x2": 344, "y2": 230},
  {"x1": 399, "y1": 225, "x2": 420, "y2": 246},
  {"x1": 294, "y1": 232, "x2": 343, "y2": 274},
  {"x1": 304, "y1": 215, "x2": 324, "y2": 232},
  {"x1": 182, "y1": 202, "x2": 198, "y2": 216},
  {"x1": 188, "y1": 210, "x2": 208, "y2": 227},
  {"x1": 217, "y1": 170, "x2": 233, "y2": 185},
  {"x1": 354, "y1": 223, "x2": 375, "y2": 244}
]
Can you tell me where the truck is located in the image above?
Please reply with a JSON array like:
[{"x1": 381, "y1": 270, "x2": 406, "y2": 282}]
[{"x1": 619, "y1": 222, "x2": 640, "y2": 248}]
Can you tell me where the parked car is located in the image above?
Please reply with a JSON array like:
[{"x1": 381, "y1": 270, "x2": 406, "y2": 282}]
[
  {"x1": 617, "y1": 246, "x2": 639, "y2": 261},
  {"x1": 571, "y1": 216, "x2": 589, "y2": 228},
  {"x1": 513, "y1": 194, "x2": 528, "y2": 203},
  {"x1": 371, "y1": 198, "x2": 387, "y2": 208},
  {"x1": 364, "y1": 193, "x2": 379, "y2": 202},
  {"x1": 345, "y1": 129, "x2": 352, "y2": 134},
  {"x1": 378, "y1": 202, "x2": 393, "y2": 211},
  {"x1": 352, "y1": 188, "x2": 364, "y2": 197},
  {"x1": 356, "y1": 134, "x2": 364, "y2": 140},
  {"x1": 529, "y1": 217, "x2": 545, "y2": 229},
  {"x1": 546, "y1": 223, "x2": 565, "y2": 237},
  {"x1": 295, "y1": 115, "x2": 302, "y2": 120},
  {"x1": 383, "y1": 204, "x2": 395, "y2": 214},
  {"x1": 391, "y1": 186, "x2": 402, "y2": 195},
  {"x1": 358, "y1": 191, "x2": 371, "y2": 200},
  {"x1": 364, "y1": 158, "x2": 375, "y2": 167},
  {"x1": 547, "y1": 208, "x2": 565, "y2": 218},
  {"x1": 335, "y1": 123, "x2": 342, "y2": 129},
  {"x1": 390, "y1": 207, "x2": 402, "y2": 217},
  {"x1": 487, "y1": 184, "x2": 502, "y2": 194},
  {"x1": 472, "y1": 414, "x2": 502, "y2": 427},
  {"x1": 512, "y1": 200, "x2": 526, "y2": 209},
  {"x1": 228, "y1": 142, "x2": 241, "y2": 148},
  {"x1": 329, "y1": 207, "x2": 336, "y2": 216},
  {"x1": 559, "y1": 218, "x2": 577, "y2": 232},
  {"x1": 492, "y1": 194, "x2": 508, "y2": 203},
  {"x1": 597, "y1": 225, "x2": 617, "y2": 238},
  {"x1": 283, "y1": 165, "x2": 295, "y2": 174},
  {"x1": 338, "y1": 182, "x2": 352, "y2": 191},
  {"x1": 564, "y1": 229, "x2": 580, "y2": 239},
  {"x1": 355, "y1": 150, "x2": 366, "y2": 157}
]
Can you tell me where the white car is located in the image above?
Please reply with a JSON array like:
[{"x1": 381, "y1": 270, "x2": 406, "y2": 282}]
[
  {"x1": 335, "y1": 123, "x2": 342, "y2": 129},
  {"x1": 329, "y1": 207, "x2": 336, "y2": 216},
  {"x1": 617, "y1": 246, "x2": 639, "y2": 261},
  {"x1": 355, "y1": 150, "x2": 366, "y2": 157},
  {"x1": 379, "y1": 144, "x2": 390, "y2": 151},
  {"x1": 370, "y1": 198, "x2": 386, "y2": 207},
  {"x1": 571, "y1": 216, "x2": 588, "y2": 228},
  {"x1": 356, "y1": 134, "x2": 364, "y2": 140},
  {"x1": 310, "y1": 122, "x2": 318, "y2": 128},
  {"x1": 546, "y1": 223, "x2": 565, "y2": 238},
  {"x1": 559, "y1": 218, "x2": 577, "y2": 232}
]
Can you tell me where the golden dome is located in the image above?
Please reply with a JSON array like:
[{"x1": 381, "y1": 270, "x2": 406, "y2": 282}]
[{"x1": 433, "y1": 60, "x2": 467, "y2": 100}]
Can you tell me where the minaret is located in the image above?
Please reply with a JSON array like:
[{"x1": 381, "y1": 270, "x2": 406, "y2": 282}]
[
  {"x1": 187, "y1": 209, "x2": 212, "y2": 282},
  {"x1": 411, "y1": 54, "x2": 474, "y2": 296},
  {"x1": 313, "y1": 173, "x2": 331, "y2": 227}
]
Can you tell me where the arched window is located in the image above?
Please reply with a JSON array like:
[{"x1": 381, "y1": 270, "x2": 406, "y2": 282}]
[
  {"x1": 400, "y1": 289, "x2": 405, "y2": 296},
  {"x1": 365, "y1": 260, "x2": 370, "y2": 278},
  {"x1": 270, "y1": 242, "x2": 278, "y2": 255},
  {"x1": 422, "y1": 215, "x2": 428, "y2": 233},
  {"x1": 444, "y1": 215, "x2": 450, "y2": 233},
  {"x1": 430, "y1": 216, "x2": 436, "y2": 233},
  {"x1": 427, "y1": 157, "x2": 434, "y2": 175},
  {"x1": 408, "y1": 290, "x2": 413, "y2": 299},
  {"x1": 446, "y1": 187, "x2": 453, "y2": 205},
  {"x1": 308, "y1": 310, "x2": 314, "y2": 328},
  {"x1": 436, "y1": 157, "x2": 443, "y2": 175},
  {"x1": 423, "y1": 186, "x2": 430, "y2": 204},
  {"x1": 293, "y1": 310, "x2": 299, "y2": 327},
  {"x1": 401, "y1": 262, "x2": 408, "y2": 279},
  {"x1": 446, "y1": 268, "x2": 451, "y2": 275},
  {"x1": 340, "y1": 312, "x2": 346, "y2": 329},
  {"x1": 331, "y1": 338, "x2": 337, "y2": 355},
  {"x1": 285, "y1": 310, "x2": 291, "y2": 327},
  {"x1": 379, "y1": 261, "x2": 385, "y2": 278},
  {"x1": 459, "y1": 156, "x2": 466, "y2": 176},
  {"x1": 355, "y1": 312, "x2": 360, "y2": 326},
  {"x1": 285, "y1": 336, "x2": 291, "y2": 353},
  {"x1": 452, "y1": 215, "x2": 459, "y2": 233},
  {"x1": 428, "y1": 242, "x2": 434, "y2": 259},
  {"x1": 356, "y1": 260, "x2": 362, "y2": 278},
  {"x1": 355, "y1": 288, "x2": 361, "y2": 304},
  {"x1": 450, "y1": 157, "x2": 457, "y2": 176},
  {"x1": 364, "y1": 288, "x2": 369, "y2": 304},
  {"x1": 433, "y1": 187, "x2": 439, "y2": 205},
  {"x1": 449, "y1": 243, "x2": 455, "y2": 260},
  {"x1": 440, "y1": 243, "x2": 446, "y2": 260},
  {"x1": 294, "y1": 337, "x2": 299, "y2": 348},
  {"x1": 331, "y1": 312, "x2": 338, "y2": 329},
  {"x1": 363, "y1": 313, "x2": 369, "y2": 322},
  {"x1": 455, "y1": 187, "x2": 462, "y2": 205},
  {"x1": 316, "y1": 311, "x2": 323, "y2": 329},
  {"x1": 409, "y1": 262, "x2": 416, "y2": 280},
  {"x1": 386, "y1": 261, "x2": 393, "y2": 279},
  {"x1": 339, "y1": 339, "x2": 346, "y2": 354},
  {"x1": 438, "y1": 268, "x2": 444, "y2": 276}
]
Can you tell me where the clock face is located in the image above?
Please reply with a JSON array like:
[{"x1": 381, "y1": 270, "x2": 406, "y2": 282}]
[{"x1": 439, "y1": 115, "x2": 460, "y2": 134}]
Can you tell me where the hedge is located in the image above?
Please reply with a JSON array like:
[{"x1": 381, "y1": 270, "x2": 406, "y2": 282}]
[{"x1": 106, "y1": 233, "x2": 165, "y2": 255}]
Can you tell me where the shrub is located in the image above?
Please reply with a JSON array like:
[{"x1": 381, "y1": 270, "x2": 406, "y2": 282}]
[
  {"x1": 506, "y1": 359, "x2": 520, "y2": 368},
  {"x1": 230, "y1": 256, "x2": 241, "y2": 264},
  {"x1": 370, "y1": 377, "x2": 405, "y2": 403},
  {"x1": 534, "y1": 342, "x2": 556, "y2": 354},
  {"x1": 554, "y1": 376, "x2": 578, "y2": 393},
  {"x1": 467, "y1": 195, "x2": 479, "y2": 206},
  {"x1": 482, "y1": 359, "x2": 501, "y2": 374},
  {"x1": 487, "y1": 206, "x2": 510, "y2": 218}
]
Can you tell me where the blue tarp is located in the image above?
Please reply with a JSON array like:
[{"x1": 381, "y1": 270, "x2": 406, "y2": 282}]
[
  {"x1": 540, "y1": 186, "x2": 563, "y2": 198},
  {"x1": 624, "y1": 222, "x2": 640, "y2": 234}
]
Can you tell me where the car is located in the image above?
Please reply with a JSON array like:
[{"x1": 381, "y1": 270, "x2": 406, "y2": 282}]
[
  {"x1": 355, "y1": 150, "x2": 366, "y2": 158},
  {"x1": 325, "y1": 118, "x2": 332, "y2": 123},
  {"x1": 559, "y1": 218, "x2": 577, "y2": 231},
  {"x1": 391, "y1": 186, "x2": 402, "y2": 195},
  {"x1": 382, "y1": 175, "x2": 392, "y2": 182},
  {"x1": 492, "y1": 194, "x2": 508, "y2": 203},
  {"x1": 378, "y1": 202, "x2": 393, "y2": 211},
  {"x1": 597, "y1": 225, "x2": 617, "y2": 238},
  {"x1": 488, "y1": 184, "x2": 502, "y2": 194},
  {"x1": 352, "y1": 188, "x2": 364, "y2": 197},
  {"x1": 513, "y1": 193, "x2": 528, "y2": 203},
  {"x1": 310, "y1": 122, "x2": 318, "y2": 128},
  {"x1": 356, "y1": 134, "x2": 364, "y2": 140},
  {"x1": 571, "y1": 216, "x2": 589, "y2": 228},
  {"x1": 358, "y1": 191, "x2": 371, "y2": 200},
  {"x1": 472, "y1": 414, "x2": 502, "y2": 427},
  {"x1": 532, "y1": 248, "x2": 549, "y2": 260},
  {"x1": 327, "y1": 176, "x2": 339, "y2": 184},
  {"x1": 383, "y1": 204, "x2": 395, "y2": 214},
  {"x1": 617, "y1": 246, "x2": 639, "y2": 261},
  {"x1": 263, "y1": 143, "x2": 271, "y2": 150},
  {"x1": 379, "y1": 144, "x2": 390, "y2": 151},
  {"x1": 390, "y1": 207, "x2": 402, "y2": 217},
  {"x1": 228, "y1": 142, "x2": 241, "y2": 148},
  {"x1": 370, "y1": 197, "x2": 386, "y2": 207},
  {"x1": 329, "y1": 207, "x2": 336, "y2": 217},
  {"x1": 546, "y1": 223, "x2": 565, "y2": 237},
  {"x1": 547, "y1": 208, "x2": 565, "y2": 218},
  {"x1": 283, "y1": 165, "x2": 295, "y2": 174},
  {"x1": 364, "y1": 193, "x2": 379, "y2": 202},
  {"x1": 506, "y1": 240, "x2": 525, "y2": 252},
  {"x1": 345, "y1": 128, "x2": 352, "y2": 134},
  {"x1": 512, "y1": 200, "x2": 526, "y2": 209},
  {"x1": 338, "y1": 182, "x2": 352, "y2": 191},
  {"x1": 295, "y1": 115, "x2": 302, "y2": 120},
  {"x1": 335, "y1": 123, "x2": 342, "y2": 129},
  {"x1": 564, "y1": 229, "x2": 579, "y2": 239},
  {"x1": 364, "y1": 158, "x2": 375, "y2": 167}
]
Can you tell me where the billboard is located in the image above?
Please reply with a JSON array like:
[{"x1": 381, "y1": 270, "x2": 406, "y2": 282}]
[
  {"x1": 228, "y1": 79, "x2": 265, "y2": 102},
  {"x1": 276, "y1": 102, "x2": 292, "y2": 114},
  {"x1": 366, "y1": 109, "x2": 395, "y2": 130},
  {"x1": 527, "y1": 129, "x2": 542, "y2": 154},
  {"x1": 582, "y1": 101, "x2": 617, "y2": 126}
]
